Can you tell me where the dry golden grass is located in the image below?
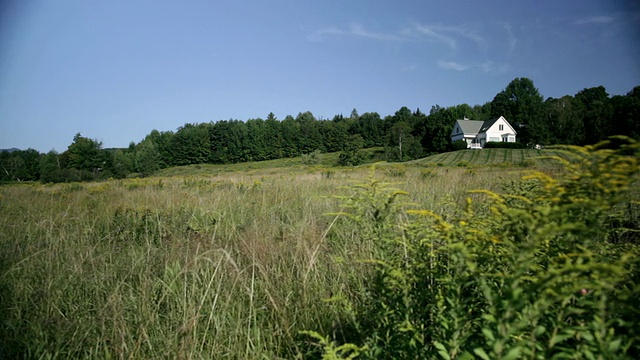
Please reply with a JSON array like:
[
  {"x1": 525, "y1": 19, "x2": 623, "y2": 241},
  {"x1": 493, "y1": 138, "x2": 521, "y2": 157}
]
[{"x1": 0, "y1": 163, "x2": 531, "y2": 358}]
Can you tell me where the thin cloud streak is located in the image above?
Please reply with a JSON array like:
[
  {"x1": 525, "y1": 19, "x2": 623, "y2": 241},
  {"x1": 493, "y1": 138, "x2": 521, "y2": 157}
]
[
  {"x1": 308, "y1": 23, "x2": 407, "y2": 42},
  {"x1": 412, "y1": 24, "x2": 487, "y2": 51},
  {"x1": 437, "y1": 61, "x2": 469, "y2": 71},
  {"x1": 504, "y1": 23, "x2": 517, "y2": 56},
  {"x1": 348, "y1": 24, "x2": 407, "y2": 41},
  {"x1": 413, "y1": 25, "x2": 457, "y2": 48},
  {"x1": 438, "y1": 60, "x2": 509, "y2": 75},
  {"x1": 309, "y1": 22, "x2": 487, "y2": 52}
]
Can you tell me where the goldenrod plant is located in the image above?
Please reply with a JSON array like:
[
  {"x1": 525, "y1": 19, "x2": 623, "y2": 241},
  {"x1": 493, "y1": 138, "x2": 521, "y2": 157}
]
[{"x1": 309, "y1": 137, "x2": 639, "y2": 359}]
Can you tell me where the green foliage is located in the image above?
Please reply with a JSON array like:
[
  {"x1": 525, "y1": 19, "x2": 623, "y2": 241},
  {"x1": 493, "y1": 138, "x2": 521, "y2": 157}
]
[
  {"x1": 575, "y1": 86, "x2": 613, "y2": 145},
  {"x1": 351, "y1": 112, "x2": 386, "y2": 148},
  {"x1": 483, "y1": 141, "x2": 526, "y2": 149},
  {"x1": 313, "y1": 137, "x2": 640, "y2": 359},
  {"x1": 39, "y1": 150, "x2": 64, "y2": 183},
  {"x1": 420, "y1": 105, "x2": 457, "y2": 153},
  {"x1": 451, "y1": 140, "x2": 468, "y2": 151},
  {"x1": 302, "y1": 149, "x2": 323, "y2": 165},
  {"x1": 301, "y1": 331, "x2": 367, "y2": 360},
  {"x1": 544, "y1": 95, "x2": 585, "y2": 145},
  {"x1": 111, "y1": 206, "x2": 164, "y2": 244},
  {"x1": 171, "y1": 123, "x2": 211, "y2": 165},
  {"x1": 112, "y1": 149, "x2": 134, "y2": 178},
  {"x1": 329, "y1": 166, "x2": 409, "y2": 249},
  {"x1": 135, "y1": 139, "x2": 161, "y2": 176},
  {"x1": 0, "y1": 148, "x2": 41, "y2": 182},
  {"x1": 491, "y1": 77, "x2": 546, "y2": 145},
  {"x1": 64, "y1": 133, "x2": 112, "y2": 180},
  {"x1": 339, "y1": 135, "x2": 365, "y2": 166}
]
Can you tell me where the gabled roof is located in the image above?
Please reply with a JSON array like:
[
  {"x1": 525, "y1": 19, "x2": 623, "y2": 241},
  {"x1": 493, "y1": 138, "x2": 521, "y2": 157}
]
[
  {"x1": 455, "y1": 116, "x2": 517, "y2": 135},
  {"x1": 479, "y1": 118, "x2": 500, "y2": 133},
  {"x1": 456, "y1": 120, "x2": 484, "y2": 134}
]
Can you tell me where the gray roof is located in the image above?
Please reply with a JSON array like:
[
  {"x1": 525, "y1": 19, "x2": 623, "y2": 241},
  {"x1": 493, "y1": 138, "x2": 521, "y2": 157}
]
[
  {"x1": 456, "y1": 117, "x2": 516, "y2": 135},
  {"x1": 456, "y1": 120, "x2": 484, "y2": 134}
]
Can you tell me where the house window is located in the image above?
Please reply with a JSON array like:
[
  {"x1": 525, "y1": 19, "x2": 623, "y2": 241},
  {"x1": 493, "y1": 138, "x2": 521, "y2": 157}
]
[{"x1": 499, "y1": 124, "x2": 504, "y2": 131}]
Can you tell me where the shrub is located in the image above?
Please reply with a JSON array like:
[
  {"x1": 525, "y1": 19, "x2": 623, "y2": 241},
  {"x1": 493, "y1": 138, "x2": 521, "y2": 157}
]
[
  {"x1": 301, "y1": 149, "x2": 322, "y2": 165},
  {"x1": 338, "y1": 150, "x2": 365, "y2": 166},
  {"x1": 483, "y1": 141, "x2": 526, "y2": 149},
  {"x1": 451, "y1": 140, "x2": 469, "y2": 151},
  {"x1": 307, "y1": 137, "x2": 640, "y2": 359}
]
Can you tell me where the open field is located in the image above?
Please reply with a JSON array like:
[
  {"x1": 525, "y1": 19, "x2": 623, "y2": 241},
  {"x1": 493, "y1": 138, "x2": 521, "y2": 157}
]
[
  {"x1": 154, "y1": 148, "x2": 565, "y2": 179},
  {"x1": 412, "y1": 148, "x2": 565, "y2": 167},
  {"x1": 0, "y1": 164, "x2": 517, "y2": 358},
  {"x1": 1, "y1": 145, "x2": 638, "y2": 359}
]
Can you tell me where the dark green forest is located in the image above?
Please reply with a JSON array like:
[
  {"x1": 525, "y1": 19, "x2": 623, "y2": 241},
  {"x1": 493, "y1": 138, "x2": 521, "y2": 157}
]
[{"x1": 2, "y1": 78, "x2": 639, "y2": 183}]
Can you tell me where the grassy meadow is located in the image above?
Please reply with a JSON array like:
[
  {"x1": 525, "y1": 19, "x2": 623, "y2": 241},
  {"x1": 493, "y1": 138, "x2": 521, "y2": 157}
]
[{"x1": 1, "y1": 146, "x2": 638, "y2": 359}]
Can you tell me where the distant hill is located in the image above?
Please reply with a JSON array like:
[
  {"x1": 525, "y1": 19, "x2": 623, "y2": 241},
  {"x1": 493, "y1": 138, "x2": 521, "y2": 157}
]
[{"x1": 1, "y1": 148, "x2": 20, "y2": 153}]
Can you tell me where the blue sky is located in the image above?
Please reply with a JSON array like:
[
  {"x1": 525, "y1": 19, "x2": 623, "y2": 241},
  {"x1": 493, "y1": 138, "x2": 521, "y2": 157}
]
[{"x1": 1, "y1": 0, "x2": 639, "y2": 152}]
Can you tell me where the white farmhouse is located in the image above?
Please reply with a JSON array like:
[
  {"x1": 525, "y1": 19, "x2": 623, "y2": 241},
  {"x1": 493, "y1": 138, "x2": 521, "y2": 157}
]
[{"x1": 450, "y1": 116, "x2": 517, "y2": 149}]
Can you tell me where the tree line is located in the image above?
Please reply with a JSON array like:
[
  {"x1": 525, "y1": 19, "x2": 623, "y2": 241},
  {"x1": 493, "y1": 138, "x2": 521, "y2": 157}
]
[{"x1": 1, "y1": 78, "x2": 639, "y2": 183}]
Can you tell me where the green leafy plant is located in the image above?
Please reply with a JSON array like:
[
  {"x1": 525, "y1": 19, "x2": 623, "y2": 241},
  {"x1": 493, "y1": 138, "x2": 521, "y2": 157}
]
[
  {"x1": 302, "y1": 149, "x2": 323, "y2": 165},
  {"x1": 310, "y1": 137, "x2": 640, "y2": 359}
]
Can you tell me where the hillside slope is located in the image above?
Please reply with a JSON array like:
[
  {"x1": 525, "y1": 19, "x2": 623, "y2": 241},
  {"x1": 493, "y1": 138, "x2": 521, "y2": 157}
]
[{"x1": 412, "y1": 148, "x2": 565, "y2": 167}]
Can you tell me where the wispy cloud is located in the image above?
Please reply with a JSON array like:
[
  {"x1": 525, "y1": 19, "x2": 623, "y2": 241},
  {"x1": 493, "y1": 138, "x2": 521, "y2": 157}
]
[
  {"x1": 413, "y1": 25, "x2": 457, "y2": 48},
  {"x1": 348, "y1": 24, "x2": 406, "y2": 41},
  {"x1": 437, "y1": 61, "x2": 470, "y2": 71},
  {"x1": 504, "y1": 24, "x2": 517, "y2": 56},
  {"x1": 308, "y1": 23, "x2": 406, "y2": 42},
  {"x1": 412, "y1": 24, "x2": 487, "y2": 51},
  {"x1": 438, "y1": 60, "x2": 509, "y2": 75},
  {"x1": 479, "y1": 61, "x2": 509, "y2": 75},
  {"x1": 574, "y1": 16, "x2": 615, "y2": 25},
  {"x1": 309, "y1": 22, "x2": 487, "y2": 52}
]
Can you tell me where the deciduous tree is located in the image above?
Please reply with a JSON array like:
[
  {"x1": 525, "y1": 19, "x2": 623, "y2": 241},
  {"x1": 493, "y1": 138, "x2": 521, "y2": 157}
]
[{"x1": 491, "y1": 77, "x2": 546, "y2": 145}]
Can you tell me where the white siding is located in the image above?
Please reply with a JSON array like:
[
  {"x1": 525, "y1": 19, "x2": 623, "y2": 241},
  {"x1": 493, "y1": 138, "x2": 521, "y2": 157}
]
[{"x1": 484, "y1": 117, "x2": 516, "y2": 143}]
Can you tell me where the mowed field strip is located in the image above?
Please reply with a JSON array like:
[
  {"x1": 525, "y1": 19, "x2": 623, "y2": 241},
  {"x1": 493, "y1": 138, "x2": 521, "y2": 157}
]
[{"x1": 411, "y1": 148, "x2": 565, "y2": 167}]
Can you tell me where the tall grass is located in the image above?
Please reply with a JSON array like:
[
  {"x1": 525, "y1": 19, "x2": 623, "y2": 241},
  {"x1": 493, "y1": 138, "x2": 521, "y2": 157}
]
[
  {"x1": 2, "y1": 142, "x2": 635, "y2": 358},
  {"x1": 0, "y1": 164, "x2": 511, "y2": 359}
]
